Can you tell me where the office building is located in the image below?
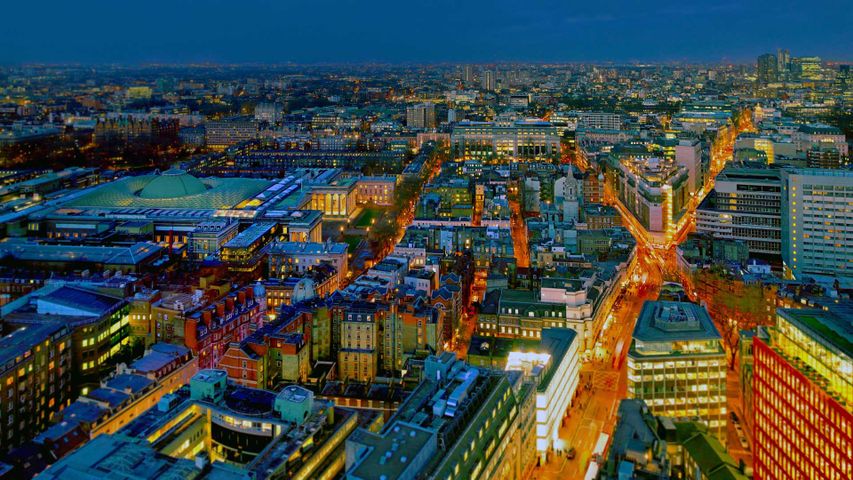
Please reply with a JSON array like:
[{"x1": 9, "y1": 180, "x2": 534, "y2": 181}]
[
  {"x1": 696, "y1": 165, "x2": 782, "y2": 257},
  {"x1": 268, "y1": 241, "x2": 349, "y2": 285},
  {"x1": 578, "y1": 112, "x2": 623, "y2": 130},
  {"x1": 406, "y1": 103, "x2": 436, "y2": 129},
  {"x1": 504, "y1": 328, "x2": 580, "y2": 463},
  {"x1": 627, "y1": 301, "x2": 727, "y2": 441},
  {"x1": 345, "y1": 352, "x2": 537, "y2": 480},
  {"x1": 33, "y1": 343, "x2": 197, "y2": 459},
  {"x1": 674, "y1": 138, "x2": 704, "y2": 195},
  {"x1": 220, "y1": 222, "x2": 282, "y2": 273},
  {"x1": 0, "y1": 323, "x2": 73, "y2": 453},
  {"x1": 187, "y1": 221, "x2": 239, "y2": 261},
  {"x1": 600, "y1": 399, "x2": 670, "y2": 479},
  {"x1": 478, "y1": 274, "x2": 618, "y2": 355},
  {"x1": 40, "y1": 370, "x2": 359, "y2": 479},
  {"x1": 205, "y1": 117, "x2": 258, "y2": 150},
  {"x1": 3, "y1": 284, "x2": 131, "y2": 394},
  {"x1": 451, "y1": 119, "x2": 560, "y2": 162},
  {"x1": 806, "y1": 145, "x2": 846, "y2": 169},
  {"x1": 601, "y1": 400, "x2": 749, "y2": 480},
  {"x1": 605, "y1": 147, "x2": 690, "y2": 245},
  {"x1": 780, "y1": 168, "x2": 853, "y2": 286},
  {"x1": 753, "y1": 307, "x2": 852, "y2": 480},
  {"x1": 757, "y1": 54, "x2": 779, "y2": 85}
]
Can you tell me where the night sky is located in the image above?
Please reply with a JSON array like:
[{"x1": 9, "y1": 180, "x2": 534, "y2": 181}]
[{"x1": 2, "y1": 0, "x2": 851, "y2": 64}]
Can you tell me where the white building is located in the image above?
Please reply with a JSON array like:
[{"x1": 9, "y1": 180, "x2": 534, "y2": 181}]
[
  {"x1": 781, "y1": 168, "x2": 853, "y2": 287},
  {"x1": 451, "y1": 119, "x2": 560, "y2": 162},
  {"x1": 505, "y1": 328, "x2": 579, "y2": 463}
]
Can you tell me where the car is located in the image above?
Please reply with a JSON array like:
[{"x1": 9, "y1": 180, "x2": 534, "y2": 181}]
[
  {"x1": 566, "y1": 447, "x2": 576, "y2": 459},
  {"x1": 730, "y1": 411, "x2": 739, "y2": 423}
]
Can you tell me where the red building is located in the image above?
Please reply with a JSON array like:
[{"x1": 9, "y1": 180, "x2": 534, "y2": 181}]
[
  {"x1": 752, "y1": 307, "x2": 852, "y2": 480},
  {"x1": 218, "y1": 308, "x2": 313, "y2": 389},
  {"x1": 184, "y1": 286, "x2": 263, "y2": 369}
]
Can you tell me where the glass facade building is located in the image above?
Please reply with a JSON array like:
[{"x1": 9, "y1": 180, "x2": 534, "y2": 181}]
[
  {"x1": 627, "y1": 301, "x2": 728, "y2": 441},
  {"x1": 753, "y1": 308, "x2": 852, "y2": 480}
]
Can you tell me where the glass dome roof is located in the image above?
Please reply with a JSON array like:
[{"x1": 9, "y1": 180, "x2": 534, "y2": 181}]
[{"x1": 138, "y1": 169, "x2": 208, "y2": 199}]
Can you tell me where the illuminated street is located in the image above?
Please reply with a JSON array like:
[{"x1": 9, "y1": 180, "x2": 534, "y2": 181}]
[
  {"x1": 508, "y1": 183, "x2": 531, "y2": 268},
  {"x1": 1, "y1": 15, "x2": 846, "y2": 478},
  {"x1": 535, "y1": 249, "x2": 662, "y2": 479}
]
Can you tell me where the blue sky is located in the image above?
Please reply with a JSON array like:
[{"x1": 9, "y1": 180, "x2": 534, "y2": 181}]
[{"x1": 1, "y1": 0, "x2": 851, "y2": 64}]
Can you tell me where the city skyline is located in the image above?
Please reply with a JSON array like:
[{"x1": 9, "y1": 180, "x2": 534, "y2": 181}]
[
  {"x1": 0, "y1": 8, "x2": 851, "y2": 478},
  {"x1": 1, "y1": 0, "x2": 852, "y2": 64}
]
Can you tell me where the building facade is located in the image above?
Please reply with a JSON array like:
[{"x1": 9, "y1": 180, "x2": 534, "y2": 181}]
[
  {"x1": 752, "y1": 307, "x2": 852, "y2": 480},
  {"x1": 627, "y1": 301, "x2": 728, "y2": 441}
]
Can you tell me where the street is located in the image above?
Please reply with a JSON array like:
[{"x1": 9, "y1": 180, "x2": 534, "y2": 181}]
[{"x1": 535, "y1": 248, "x2": 662, "y2": 479}]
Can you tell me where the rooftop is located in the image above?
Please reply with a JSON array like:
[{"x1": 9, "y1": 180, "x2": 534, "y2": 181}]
[
  {"x1": 269, "y1": 241, "x2": 348, "y2": 256},
  {"x1": 63, "y1": 172, "x2": 271, "y2": 211},
  {"x1": 0, "y1": 239, "x2": 163, "y2": 266},
  {"x1": 778, "y1": 307, "x2": 853, "y2": 359},
  {"x1": 36, "y1": 284, "x2": 126, "y2": 317},
  {"x1": 633, "y1": 301, "x2": 721, "y2": 343},
  {"x1": 0, "y1": 322, "x2": 69, "y2": 372}
]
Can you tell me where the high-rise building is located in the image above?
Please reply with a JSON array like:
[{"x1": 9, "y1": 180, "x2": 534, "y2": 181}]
[
  {"x1": 696, "y1": 165, "x2": 783, "y2": 257},
  {"x1": 753, "y1": 307, "x2": 852, "y2": 480},
  {"x1": 757, "y1": 53, "x2": 779, "y2": 85},
  {"x1": 780, "y1": 168, "x2": 853, "y2": 285},
  {"x1": 627, "y1": 301, "x2": 728, "y2": 441},
  {"x1": 675, "y1": 137, "x2": 704, "y2": 195},
  {"x1": 793, "y1": 56, "x2": 823, "y2": 81},
  {"x1": 406, "y1": 102, "x2": 436, "y2": 129},
  {"x1": 777, "y1": 48, "x2": 791, "y2": 80},
  {"x1": 463, "y1": 64, "x2": 474, "y2": 84},
  {"x1": 481, "y1": 69, "x2": 496, "y2": 91}
]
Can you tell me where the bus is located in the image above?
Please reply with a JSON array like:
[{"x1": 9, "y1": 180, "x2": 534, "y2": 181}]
[
  {"x1": 583, "y1": 462, "x2": 600, "y2": 480},
  {"x1": 592, "y1": 432, "x2": 610, "y2": 460},
  {"x1": 612, "y1": 339, "x2": 626, "y2": 369}
]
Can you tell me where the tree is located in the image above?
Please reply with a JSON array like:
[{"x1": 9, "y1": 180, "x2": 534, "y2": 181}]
[{"x1": 695, "y1": 268, "x2": 768, "y2": 369}]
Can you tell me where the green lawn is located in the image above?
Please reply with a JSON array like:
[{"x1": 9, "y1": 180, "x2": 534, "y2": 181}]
[
  {"x1": 342, "y1": 235, "x2": 364, "y2": 253},
  {"x1": 353, "y1": 207, "x2": 386, "y2": 229}
]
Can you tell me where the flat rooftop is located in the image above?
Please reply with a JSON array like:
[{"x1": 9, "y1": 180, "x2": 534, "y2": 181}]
[
  {"x1": 633, "y1": 301, "x2": 720, "y2": 343},
  {"x1": 778, "y1": 307, "x2": 853, "y2": 359},
  {"x1": 269, "y1": 241, "x2": 347, "y2": 256},
  {"x1": 222, "y1": 222, "x2": 277, "y2": 249}
]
